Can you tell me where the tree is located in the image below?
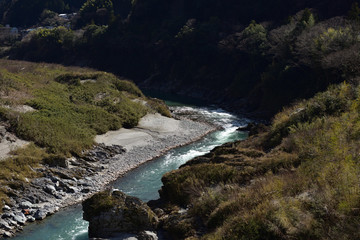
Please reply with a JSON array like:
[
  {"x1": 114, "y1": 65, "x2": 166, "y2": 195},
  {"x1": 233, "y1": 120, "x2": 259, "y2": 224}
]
[
  {"x1": 238, "y1": 20, "x2": 269, "y2": 55},
  {"x1": 3, "y1": 0, "x2": 67, "y2": 27},
  {"x1": 348, "y1": 2, "x2": 360, "y2": 21},
  {"x1": 80, "y1": 0, "x2": 113, "y2": 14},
  {"x1": 76, "y1": 0, "x2": 114, "y2": 27}
]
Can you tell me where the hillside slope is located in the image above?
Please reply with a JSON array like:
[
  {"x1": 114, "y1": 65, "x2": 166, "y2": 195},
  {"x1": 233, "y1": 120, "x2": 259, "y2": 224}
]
[
  {"x1": 156, "y1": 81, "x2": 360, "y2": 239},
  {"x1": 5, "y1": 0, "x2": 360, "y2": 118},
  {"x1": 0, "y1": 59, "x2": 169, "y2": 212}
]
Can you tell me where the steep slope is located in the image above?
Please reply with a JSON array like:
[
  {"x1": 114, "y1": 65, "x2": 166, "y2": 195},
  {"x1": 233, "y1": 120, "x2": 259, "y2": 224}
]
[
  {"x1": 7, "y1": 0, "x2": 360, "y2": 118},
  {"x1": 156, "y1": 81, "x2": 360, "y2": 239}
]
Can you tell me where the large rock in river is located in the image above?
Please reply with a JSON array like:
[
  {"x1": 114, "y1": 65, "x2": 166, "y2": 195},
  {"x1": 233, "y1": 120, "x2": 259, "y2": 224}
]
[{"x1": 83, "y1": 190, "x2": 158, "y2": 238}]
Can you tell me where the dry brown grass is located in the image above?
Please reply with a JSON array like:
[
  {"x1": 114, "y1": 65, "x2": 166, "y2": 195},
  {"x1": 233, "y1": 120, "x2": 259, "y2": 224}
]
[{"x1": 161, "y1": 82, "x2": 360, "y2": 240}]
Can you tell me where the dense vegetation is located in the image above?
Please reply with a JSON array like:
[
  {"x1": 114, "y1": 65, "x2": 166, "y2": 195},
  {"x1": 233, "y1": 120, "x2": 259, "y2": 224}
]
[
  {"x1": 0, "y1": 0, "x2": 132, "y2": 27},
  {"x1": 0, "y1": 60, "x2": 149, "y2": 154},
  {"x1": 2, "y1": 1, "x2": 360, "y2": 239},
  {"x1": 4, "y1": 0, "x2": 360, "y2": 118},
  {"x1": 159, "y1": 81, "x2": 360, "y2": 239},
  {"x1": 0, "y1": 59, "x2": 169, "y2": 211},
  {"x1": 0, "y1": 0, "x2": 84, "y2": 27}
]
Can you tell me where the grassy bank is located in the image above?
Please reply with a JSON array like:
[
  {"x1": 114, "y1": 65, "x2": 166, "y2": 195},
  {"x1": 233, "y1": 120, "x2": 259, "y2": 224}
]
[
  {"x1": 159, "y1": 81, "x2": 360, "y2": 239},
  {"x1": 0, "y1": 59, "x2": 170, "y2": 211}
]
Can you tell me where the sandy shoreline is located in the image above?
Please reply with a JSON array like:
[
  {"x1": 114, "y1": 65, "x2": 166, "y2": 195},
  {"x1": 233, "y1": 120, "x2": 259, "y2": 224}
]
[
  {"x1": 0, "y1": 113, "x2": 217, "y2": 237},
  {"x1": 95, "y1": 113, "x2": 184, "y2": 150},
  {"x1": 87, "y1": 113, "x2": 217, "y2": 194}
]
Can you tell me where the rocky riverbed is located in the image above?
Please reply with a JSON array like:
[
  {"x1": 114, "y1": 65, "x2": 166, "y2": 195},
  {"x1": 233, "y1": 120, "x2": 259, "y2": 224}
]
[{"x1": 0, "y1": 113, "x2": 216, "y2": 238}]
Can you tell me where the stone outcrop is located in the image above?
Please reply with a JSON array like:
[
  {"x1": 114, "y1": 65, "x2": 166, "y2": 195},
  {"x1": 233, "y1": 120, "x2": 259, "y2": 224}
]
[{"x1": 83, "y1": 190, "x2": 159, "y2": 238}]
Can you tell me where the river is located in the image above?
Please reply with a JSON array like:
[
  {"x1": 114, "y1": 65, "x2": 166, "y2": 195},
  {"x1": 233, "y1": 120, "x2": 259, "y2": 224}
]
[{"x1": 13, "y1": 100, "x2": 249, "y2": 240}]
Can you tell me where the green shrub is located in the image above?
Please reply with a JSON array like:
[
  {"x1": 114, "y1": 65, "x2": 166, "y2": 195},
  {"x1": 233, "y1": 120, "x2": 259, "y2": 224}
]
[
  {"x1": 1, "y1": 69, "x2": 150, "y2": 154},
  {"x1": 241, "y1": 21, "x2": 269, "y2": 54},
  {"x1": 0, "y1": 143, "x2": 48, "y2": 212},
  {"x1": 82, "y1": 24, "x2": 108, "y2": 44},
  {"x1": 266, "y1": 83, "x2": 354, "y2": 149},
  {"x1": 113, "y1": 79, "x2": 144, "y2": 97},
  {"x1": 55, "y1": 72, "x2": 99, "y2": 85},
  {"x1": 147, "y1": 98, "x2": 171, "y2": 117},
  {"x1": 80, "y1": 0, "x2": 113, "y2": 14},
  {"x1": 161, "y1": 164, "x2": 238, "y2": 206},
  {"x1": 33, "y1": 27, "x2": 72, "y2": 45},
  {"x1": 157, "y1": 81, "x2": 360, "y2": 239},
  {"x1": 16, "y1": 111, "x2": 95, "y2": 154},
  {"x1": 0, "y1": 60, "x2": 155, "y2": 155},
  {"x1": 314, "y1": 27, "x2": 357, "y2": 54},
  {"x1": 348, "y1": 2, "x2": 360, "y2": 21},
  {"x1": 77, "y1": 0, "x2": 114, "y2": 27}
]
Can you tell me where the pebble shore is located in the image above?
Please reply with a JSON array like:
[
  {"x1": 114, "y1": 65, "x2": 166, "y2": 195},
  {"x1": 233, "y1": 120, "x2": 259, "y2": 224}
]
[{"x1": 0, "y1": 114, "x2": 216, "y2": 238}]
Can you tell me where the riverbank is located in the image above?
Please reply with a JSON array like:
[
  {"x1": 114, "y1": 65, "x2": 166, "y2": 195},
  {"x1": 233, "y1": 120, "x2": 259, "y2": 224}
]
[
  {"x1": 145, "y1": 83, "x2": 360, "y2": 240},
  {"x1": 0, "y1": 113, "x2": 216, "y2": 238}
]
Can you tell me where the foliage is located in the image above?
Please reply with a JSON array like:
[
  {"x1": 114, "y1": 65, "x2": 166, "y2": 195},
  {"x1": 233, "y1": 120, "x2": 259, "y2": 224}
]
[
  {"x1": 8, "y1": 2, "x2": 360, "y2": 120},
  {"x1": 0, "y1": 59, "x2": 169, "y2": 213},
  {"x1": 161, "y1": 164, "x2": 238, "y2": 205},
  {"x1": 80, "y1": 0, "x2": 113, "y2": 14},
  {"x1": 15, "y1": 76, "x2": 144, "y2": 153},
  {"x1": 175, "y1": 19, "x2": 196, "y2": 39},
  {"x1": 298, "y1": 8, "x2": 316, "y2": 30},
  {"x1": 40, "y1": 9, "x2": 57, "y2": 20},
  {"x1": 0, "y1": 143, "x2": 47, "y2": 211},
  {"x1": 77, "y1": 0, "x2": 114, "y2": 27},
  {"x1": 239, "y1": 21, "x2": 269, "y2": 54},
  {"x1": 348, "y1": 2, "x2": 360, "y2": 21},
  {"x1": 113, "y1": 79, "x2": 144, "y2": 97},
  {"x1": 266, "y1": 83, "x2": 354, "y2": 149},
  {"x1": 33, "y1": 27, "x2": 71, "y2": 45},
  {"x1": 15, "y1": 27, "x2": 76, "y2": 62},
  {"x1": 0, "y1": 0, "x2": 84, "y2": 27},
  {"x1": 146, "y1": 98, "x2": 171, "y2": 117},
  {"x1": 314, "y1": 27, "x2": 357, "y2": 54},
  {"x1": 159, "y1": 81, "x2": 360, "y2": 239},
  {"x1": 82, "y1": 24, "x2": 108, "y2": 44},
  {"x1": 0, "y1": 60, "x2": 162, "y2": 155}
]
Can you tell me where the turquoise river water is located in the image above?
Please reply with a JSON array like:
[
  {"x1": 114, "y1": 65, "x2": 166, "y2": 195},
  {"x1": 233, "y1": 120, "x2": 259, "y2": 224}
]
[{"x1": 13, "y1": 101, "x2": 249, "y2": 240}]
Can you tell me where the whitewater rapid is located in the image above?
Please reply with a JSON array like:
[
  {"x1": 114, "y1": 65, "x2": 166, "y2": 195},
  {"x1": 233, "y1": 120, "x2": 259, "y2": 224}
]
[{"x1": 13, "y1": 104, "x2": 249, "y2": 240}]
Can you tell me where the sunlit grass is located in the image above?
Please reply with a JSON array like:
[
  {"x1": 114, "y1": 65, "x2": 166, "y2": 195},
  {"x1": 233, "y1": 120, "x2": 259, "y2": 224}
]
[
  {"x1": 161, "y1": 82, "x2": 360, "y2": 239},
  {"x1": 0, "y1": 59, "x2": 170, "y2": 212}
]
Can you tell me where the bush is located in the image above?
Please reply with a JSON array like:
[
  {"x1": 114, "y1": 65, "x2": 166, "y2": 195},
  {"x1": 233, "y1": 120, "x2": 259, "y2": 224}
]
[
  {"x1": 15, "y1": 81, "x2": 143, "y2": 153},
  {"x1": 314, "y1": 27, "x2": 357, "y2": 54},
  {"x1": 55, "y1": 72, "x2": 99, "y2": 85},
  {"x1": 0, "y1": 60, "x2": 150, "y2": 154},
  {"x1": 113, "y1": 79, "x2": 144, "y2": 97},
  {"x1": 146, "y1": 98, "x2": 171, "y2": 117},
  {"x1": 0, "y1": 143, "x2": 47, "y2": 212},
  {"x1": 266, "y1": 83, "x2": 354, "y2": 149},
  {"x1": 16, "y1": 110, "x2": 95, "y2": 154},
  {"x1": 82, "y1": 24, "x2": 108, "y2": 44},
  {"x1": 20, "y1": 27, "x2": 75, "y2": 61},
  {"x1": 239, "y1": 21, "x2": 269, "y2": 54},
  {"x1": 157, "y1": 81, "x2": 360, "y2": 239},
  {"x1": 161, "y1": 164, "x2": 238, "y2": 206},
  {"x1": 80, "y1": 0, "x2": 113, "y2": 14},
  {"x1": 77, "y1": 0, "x2": 114, "y2": 27}
]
